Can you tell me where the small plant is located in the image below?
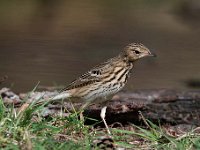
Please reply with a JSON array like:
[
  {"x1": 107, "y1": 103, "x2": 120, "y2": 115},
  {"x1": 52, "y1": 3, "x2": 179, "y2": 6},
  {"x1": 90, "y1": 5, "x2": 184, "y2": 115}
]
[
  {"x1": 112, "y1": 113, "x2": 200, "y2": 150},
  {"x1": 1, "y1": 88, "x2": 200, "y2": 149}
]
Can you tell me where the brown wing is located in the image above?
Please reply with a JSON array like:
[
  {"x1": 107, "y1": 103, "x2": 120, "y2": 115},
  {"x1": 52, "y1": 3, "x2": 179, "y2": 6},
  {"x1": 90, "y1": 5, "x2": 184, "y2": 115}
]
[
  {"x1": 61, "y1": 69, "x2": 100, "y2": 91},
  {"x1": 60, "y1": 56, "x2": 118, "y2": 92}
]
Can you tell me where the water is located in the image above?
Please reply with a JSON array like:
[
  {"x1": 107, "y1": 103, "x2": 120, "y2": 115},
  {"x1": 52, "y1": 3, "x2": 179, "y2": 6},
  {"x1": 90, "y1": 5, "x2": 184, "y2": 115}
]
[{"x1": 0, "y1": 0, "x2": 200, "y2": 92}]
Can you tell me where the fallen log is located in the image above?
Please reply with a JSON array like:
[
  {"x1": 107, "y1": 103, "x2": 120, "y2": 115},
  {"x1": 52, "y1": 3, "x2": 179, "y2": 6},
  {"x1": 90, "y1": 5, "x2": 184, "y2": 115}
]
[
  {"x1": 1, "y1": 88, "x2": 200, "y2": 125},
  {"x1": 84, "y1": 89, "x2": 200, "y2": 125}
]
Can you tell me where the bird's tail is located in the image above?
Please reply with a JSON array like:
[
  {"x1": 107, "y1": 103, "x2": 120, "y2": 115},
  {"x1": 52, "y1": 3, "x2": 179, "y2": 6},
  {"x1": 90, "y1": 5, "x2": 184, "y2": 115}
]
[
  {"x1": 34, "y1": 91, "x2": 71, "y2": 106},
  {"x1": 52, "y1": 91, "x2": 71, "y2": 100},
  {"x1": 18, "y1": 91, "x2": 71, "y2": 114}
]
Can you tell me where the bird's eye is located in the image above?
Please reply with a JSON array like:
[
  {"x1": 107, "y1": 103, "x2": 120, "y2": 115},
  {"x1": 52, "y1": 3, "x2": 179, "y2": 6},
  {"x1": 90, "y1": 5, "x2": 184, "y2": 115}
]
[{"x1": 134, "y1": 50, "x2": 140, "y2": 54}]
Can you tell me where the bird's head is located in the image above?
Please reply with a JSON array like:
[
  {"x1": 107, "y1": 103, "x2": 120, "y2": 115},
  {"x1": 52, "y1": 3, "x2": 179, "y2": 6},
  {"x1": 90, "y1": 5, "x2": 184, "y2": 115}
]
[{"x1": 123, "y1": 43, "x2": 156, "y2": 62}]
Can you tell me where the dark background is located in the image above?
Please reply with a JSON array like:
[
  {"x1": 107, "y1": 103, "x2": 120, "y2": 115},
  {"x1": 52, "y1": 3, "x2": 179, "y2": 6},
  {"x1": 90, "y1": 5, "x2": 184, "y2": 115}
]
[{"x1": 0, "y1": 0, "x2": 200, "y2": 92}]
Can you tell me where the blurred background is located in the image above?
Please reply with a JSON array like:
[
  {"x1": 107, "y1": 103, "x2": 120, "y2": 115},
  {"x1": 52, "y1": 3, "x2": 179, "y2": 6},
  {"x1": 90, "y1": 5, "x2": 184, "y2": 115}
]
[{"x1": 0, "y1": 0, "x2": 200, "y2": 92}]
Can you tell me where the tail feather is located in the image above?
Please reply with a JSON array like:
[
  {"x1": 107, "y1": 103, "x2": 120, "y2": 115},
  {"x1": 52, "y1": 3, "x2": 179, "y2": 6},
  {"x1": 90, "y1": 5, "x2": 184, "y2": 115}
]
[
  {"x1": 52, "y1": 92, "x2": 71, "y2": 100},
  {"x1": 33, "y1": 91, "x2": 71, "y2": 106}
]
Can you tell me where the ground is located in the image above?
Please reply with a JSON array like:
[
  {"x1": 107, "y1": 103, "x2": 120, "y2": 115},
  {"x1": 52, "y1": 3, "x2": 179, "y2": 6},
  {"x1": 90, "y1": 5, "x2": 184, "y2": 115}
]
[{"x1": 0, "y1": 88, "x2": 200, "y2": 149}]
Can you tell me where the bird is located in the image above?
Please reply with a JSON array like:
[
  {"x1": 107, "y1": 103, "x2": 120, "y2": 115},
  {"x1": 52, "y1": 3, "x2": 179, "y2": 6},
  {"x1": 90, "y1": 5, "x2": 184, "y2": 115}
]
[{"x1": 50, "y1": 42, "x2": 156, "y2": 134}]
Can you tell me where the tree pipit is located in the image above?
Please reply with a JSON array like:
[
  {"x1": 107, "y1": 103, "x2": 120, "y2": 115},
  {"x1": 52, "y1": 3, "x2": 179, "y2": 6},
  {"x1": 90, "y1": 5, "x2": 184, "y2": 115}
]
[{"x1": 53, "y1": 43, "x2": 156, "y2": 134}]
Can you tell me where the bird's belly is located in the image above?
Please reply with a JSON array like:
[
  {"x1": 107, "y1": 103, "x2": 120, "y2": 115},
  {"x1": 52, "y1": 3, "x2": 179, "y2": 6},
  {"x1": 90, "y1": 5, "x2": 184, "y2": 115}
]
[{"x1": 84, "y1": 82, "x2": 125, "y2": 102}]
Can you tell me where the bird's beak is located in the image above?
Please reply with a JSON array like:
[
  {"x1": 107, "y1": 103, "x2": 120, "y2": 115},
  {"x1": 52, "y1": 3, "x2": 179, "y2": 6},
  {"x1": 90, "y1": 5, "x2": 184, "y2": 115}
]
[
  {"x1": 148, "y1": 52, "x2": 157, "y2": 57},
  {"x1": 146, "y1": 48, "x2": 156, "y2": 57}
]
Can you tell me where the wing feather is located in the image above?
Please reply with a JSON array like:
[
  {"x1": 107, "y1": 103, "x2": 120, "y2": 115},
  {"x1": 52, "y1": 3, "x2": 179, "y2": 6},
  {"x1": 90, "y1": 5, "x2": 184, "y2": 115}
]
[{"x1": 60, "y1": 56, "x2": 118, "y2": 92}]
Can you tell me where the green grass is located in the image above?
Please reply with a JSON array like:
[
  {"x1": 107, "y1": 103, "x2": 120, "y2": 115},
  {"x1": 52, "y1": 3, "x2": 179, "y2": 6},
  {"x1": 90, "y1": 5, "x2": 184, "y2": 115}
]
[{"x1": 0, "y1": 94, "x2": 200, "y2": 150}]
